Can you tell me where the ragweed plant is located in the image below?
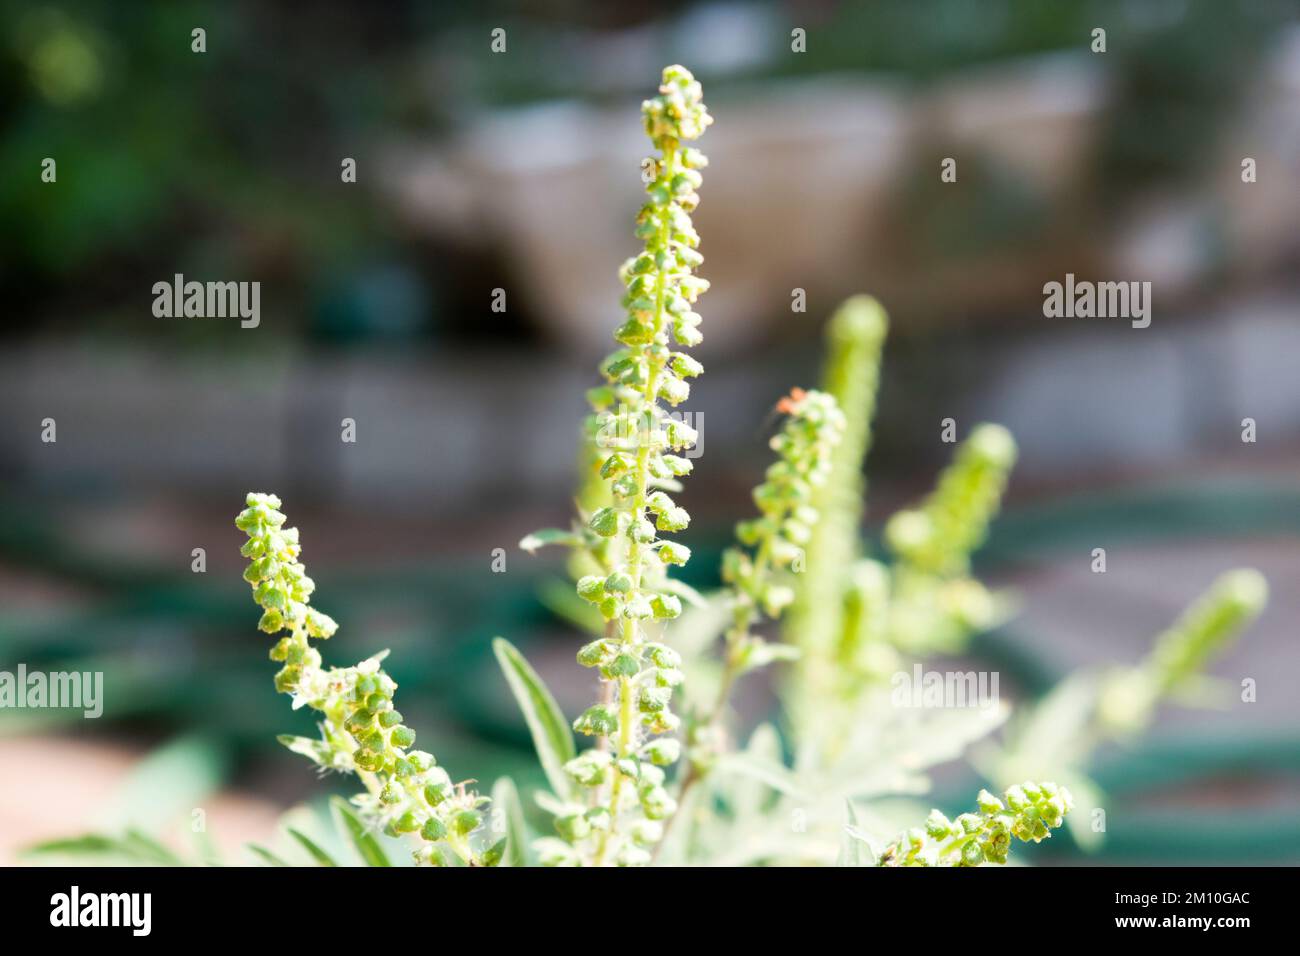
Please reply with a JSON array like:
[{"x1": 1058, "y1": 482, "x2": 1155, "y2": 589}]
[
  {"x1": 687, "y1": 388, "x2": 845, "y2": 771},
  {"x1": 236, "y1": 493, "x2": 491, "y2": 866},
  {"x1": 519, "y1": 64, "x2": 713, "y2": 867},
  {"x1": 38, "y1": 66, "x2": 1268, "y2": 871}
]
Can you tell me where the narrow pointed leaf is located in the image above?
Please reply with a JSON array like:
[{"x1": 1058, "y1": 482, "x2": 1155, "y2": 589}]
[
  {"x1": 330, "y1": 796, "x2": 391, "y2": 867},
  {"x1": 248, "y1": 844, "x2": 291, "y2": 867},
  {"x1": 491, "y1": 776, "x2": 529, "y2": 867},
  {"x1": 288, "y1": 828, "x2": 339, "y2": 867},
  {"x1": 492, "y1": 637, "x2": 576, "y2": 799}
]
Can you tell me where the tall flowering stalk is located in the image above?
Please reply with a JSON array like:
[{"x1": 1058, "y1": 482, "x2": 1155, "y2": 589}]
[
  {"x1": 534, "y1": 65, "x2": 712, "y2": 866},
  {"x1": 237, "y1": 493, "x2": 490, "y2": 866},
  {"x1": 660, "y1": 388, "x2": 845, "y2": 858},
  {"x1": 786, "y1": 297, "x2": 887, "y2": 731},
  {"x1": 696, "y1": 388, "x2": 846, "y2": 759},
  {"x1": 884, "y1": 423, "x2": 1017, "y2": 580},
  {"x1": 1097, "y1": 568, "x2": 1267, "y2": 733}
]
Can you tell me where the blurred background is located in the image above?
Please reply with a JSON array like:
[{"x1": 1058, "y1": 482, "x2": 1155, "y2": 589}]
[{"x1": 2, "y1": 0, "x2": 1298, "y2": 865}]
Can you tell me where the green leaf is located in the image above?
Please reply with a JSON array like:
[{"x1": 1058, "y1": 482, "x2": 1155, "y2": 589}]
[
  {"x1": 277, "y1": 734, "x2": 335, "y2": 769},
  {"x1": 492, "y1": 637, "x2": 576, "y2": 799},
  {"x1": 288, "y1": 828, "x2": 339, "y2": 867},
  {"x1": 519, "y1": 529, "x2": 581, "y2": 554},
  {"x1": 491, "y1": 776, "x2": 529, "y2": 867},
  {"x1": 24, "y1": 834, "x2": 140, "y2": 862},
  {"x1": 120, "y1": 828, "x2": 186, "y2": 865},
  {"x1": 330, "y1": 796, "x2": 391, "y2": 867},
  {"x1": 714, "y1": 752, "x2": 810, "y2": 801},
  {"x1": 836, "y1": 800, "x2": 874, "y2": 867},
  {"x1": 108, "y1": 735, "x2": 226, "y2": 835},
  {"x1": 248, "y1": 844, "x2": 291, "y2": 867},
  {"x1": 26, "y1": 830, "x2": 188, "y2": 865}
]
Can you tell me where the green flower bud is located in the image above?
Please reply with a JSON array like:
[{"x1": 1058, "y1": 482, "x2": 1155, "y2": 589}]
[
  {"x1": 577, "y1": 639, "x2": 615, "y2": 667},
  {"x1": 646, "y1": 644, "x2": 681, "y2": 668},
  {"x1": 662, "y1": 455, "x2": 693, "y2": 476},
  {"x1": 415, "y1": 815, "x2": 445, "y2": 842},
  {"x1": 573, "y1": 705, "x2": 619, "y2": 737},
  {"x1": 655, "y1": 507, "x2": 690, "y2": 532},
  {"x1": 960, "y1": 840, "x2": 985, "y2": 866},
  {"x1": 671, "y1": 353, "x2": 704, "y2": 378},
  {"x1": 536, "y1": 838, "x2": 580, "y2": 867},
  {"x1": 576, "y1": 575, "x2": 605, "y2": 603},
  {"x1": 589, "y1": 507, "x2": 620, "y2": 537},
  {"x1": 600, "y1": 453, "x2": 630, "y2": 478},
  {"x1": 390, "y1": 726, "x2": 416, "y2": 748},
  {"x1": 273, "y1": 665, "x2": 300, "y2": 693},
  {"x1": 414, "y1": 844, "x2": 447, "y2": 866},
  {"x1": 656, "y1": 541, "x2": 691, "y2": 565},
  {"x1": 555, "y1": 812, "x2": 591, "y2": 842},
  {"x1": 353, "y1": 750, "x2": 382, "y2": 772},
  {"x1": 407, "y1": 751, "x2": 436, "y2": 773},
  {"x1": 638, "y1": 685, "x2": 672, "y2": 713},
  {"x1": 623, "y1": 594, "x2": 654, "y2": 620},
  {"x1": 451, "y1": 810, "x2": 481, "y2": 836},
  {"x1": 630, "y1": 819, "x2": 664, "y2": 846},
  {"x1": 564, "y1": 750, "x2": 612, "y2": 787},
  {"x1": 604, "y1": 571, "x2": 633, "y2": 594},
  {"x1": 617, "y1": 845, "x2": 652, "y2": 866},
  {"x1": 925, "y1": 810, "x2": 952, "y2": 839},
  {"x1": 640, "y1": 786, "x2": 677, "y2": 820},
  {"x1": 643, "y1": 737, "x2": 681, "y2": 766},
  {"x1": 650, "y1": 593, "x2": 683, "y2": 619},
  {"x1": 607, "y1": 652, "x2": 640, "y2": 677},
  {"x1": 344, "y1": 710, "x2": 374, "y2": 735}
]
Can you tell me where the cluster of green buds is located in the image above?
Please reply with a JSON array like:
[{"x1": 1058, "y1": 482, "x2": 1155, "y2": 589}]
[
  {"x1": 878, "y1": 782, "x2": 1073, "y2": 867},
  {"x1": 237, "y1": 493, "x2": 490, "y2": 866},
  {"x1": 883, "y1": 423, "x2": 1017, "y2": 653},
  {"x1": 532, "y1": 66, "x2": 711, "y2": 866},
  {"x1": 667, "y1": 388, "x2": 846, "y2": 776},
  {"x1": 1097, "y1": 568, "x2": 1267, "y2": 734},
  {"x1": 721, "y1": 388, "x2": 845, "y2": 678},
  {"x1": 885, "y1": 423, "x2": 1016, "y2": 578}
]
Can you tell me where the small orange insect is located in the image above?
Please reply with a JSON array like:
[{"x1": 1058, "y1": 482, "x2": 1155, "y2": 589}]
[{"x1": 775, "y1": 387, "x2": 807, "y2": 416}]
